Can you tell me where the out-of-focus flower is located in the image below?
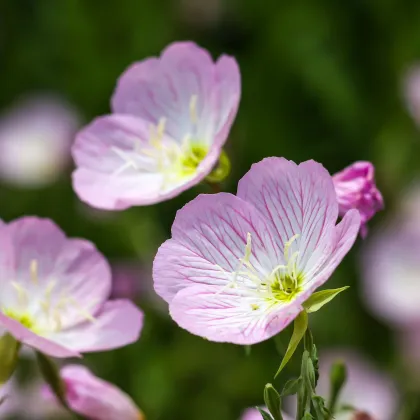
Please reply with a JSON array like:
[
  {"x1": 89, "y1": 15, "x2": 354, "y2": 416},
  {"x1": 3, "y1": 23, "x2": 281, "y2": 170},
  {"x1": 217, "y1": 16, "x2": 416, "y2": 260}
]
[
  {"x1": 154, "y1": 158, "x2": 360, "y2": 345},
  {"x1": 45, "y1": 365, "x2": 144, "y2": 420},
  {"x1": 240, "y1": 407, "x2": 292, "y2": 420},
  {"x1": 0, "y1": 217, "x2": 143, "y2": 358},
  {"x1": 315, "y1": 349, "x2": 398, "y2": 420},
  {"x1": 179, "y1": 0, "x2": 225, "y2": 28},
  {"x1": 0, "y1": 95, "x2": 79, "y2": 188},
  {"x1": 362, "y1": 224, "x2": 420, "y2": 326},
  {"x1": 333, "y1": 161, "x2": 383, "y2": 237},
  {"x1": 72, "y1": 41, "x2": 241, "y2": 210},
  {"x1": 404, "y1": 65, "x2": 420, "y2": 125}
]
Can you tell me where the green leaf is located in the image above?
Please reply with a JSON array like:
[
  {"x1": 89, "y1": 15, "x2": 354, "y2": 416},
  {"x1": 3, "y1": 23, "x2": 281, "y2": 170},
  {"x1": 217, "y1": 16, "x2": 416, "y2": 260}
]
[
  {"x1": 264, "y1": 384, "x2": 283, "y2": 420},
  {"x1": 36, "y1": 352, "x2": 68, "y2": 408},
  {"x1": 257, "y1": 407, "x2": 274, "y2": 420},
  {"x1": 303, "y1": 287, "x2": 349, "y2": 313},
  {"x1": 281, "y1": 377, "x2": 302, "y2": 397},
  {"x1": 0, "y1": 334, "x2": 21, "y2": 384},
  {"x1": 275, "y1": 311, "x2": 308, "y2": 378}
]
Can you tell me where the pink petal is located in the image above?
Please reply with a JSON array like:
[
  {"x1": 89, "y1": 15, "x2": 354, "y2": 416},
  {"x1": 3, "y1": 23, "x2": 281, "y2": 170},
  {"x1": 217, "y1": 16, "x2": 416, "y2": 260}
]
[
  {"x1": 308, "y1": 209, "x2": 360, "y2": 288},
  {"x1": 0, "y1": 312, "x2": 80, "y2": 358},
  {"x1": 169, "y1": 284, "x2": 305, "y2": 345},
  {"x1": 57, "y1": 365, "x2": 142, "y2": 420},
  {"x1": 48, "y1": 300, "x2": 143, "y2": 353},
  {"x1": 153, "y1": 193, "x2": 280, "y2": 303},
  {"x1": 111, "y1": 41, "x2": 240, "y2": 146},
  {"x1": 0, "y1": 217, "x2": 111, "y2": 329},
  {"x1": 237, "y1": 158, "x2": 339, "y2": 267},
  {"x1": 72, "y1": 114, "x2": 222, "y2": 209}
]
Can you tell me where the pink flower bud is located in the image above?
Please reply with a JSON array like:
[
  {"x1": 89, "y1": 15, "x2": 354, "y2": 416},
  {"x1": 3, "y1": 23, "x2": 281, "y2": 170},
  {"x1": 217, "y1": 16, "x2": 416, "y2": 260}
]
[
  {"x1": 47, "y1": 365, "x2": 144, "y2": 420},
  {"x1": 333, "y1": 161, "x2": 383, "y2": 237}
]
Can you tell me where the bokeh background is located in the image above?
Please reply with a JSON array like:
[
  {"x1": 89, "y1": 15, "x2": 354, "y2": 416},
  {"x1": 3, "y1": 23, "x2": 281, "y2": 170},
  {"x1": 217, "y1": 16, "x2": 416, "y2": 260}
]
[{"x1": 2, "y1": 0, "x2": 420, "y2": 419}]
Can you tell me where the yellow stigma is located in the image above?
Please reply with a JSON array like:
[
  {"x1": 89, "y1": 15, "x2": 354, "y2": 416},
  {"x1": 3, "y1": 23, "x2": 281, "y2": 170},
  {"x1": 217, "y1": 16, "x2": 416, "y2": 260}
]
[{"x1": 3, "y1": 309, "x2": 34, "y2": 330}]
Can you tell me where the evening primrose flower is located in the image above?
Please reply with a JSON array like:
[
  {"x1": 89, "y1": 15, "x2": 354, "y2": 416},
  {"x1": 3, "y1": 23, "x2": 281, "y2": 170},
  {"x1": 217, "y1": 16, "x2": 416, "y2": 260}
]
[
  {"x1": 333, "y1": 161, "x2": 383, "y2": 237},
  {"x1": 153, "y1": 158, "x2": 360, "y2": 344},
  {"x1": 45, "y1": 365, "x2": 144, "y2": 420},
  {"x1": 72, "y1": 41, "x2": 241, "y2": 210},
  {"x1": 0, "y1": 95, "x2": 79, "y2": 188},
  {"x1": 0, "y1": 217, "x2": 143, "y2": 358}
]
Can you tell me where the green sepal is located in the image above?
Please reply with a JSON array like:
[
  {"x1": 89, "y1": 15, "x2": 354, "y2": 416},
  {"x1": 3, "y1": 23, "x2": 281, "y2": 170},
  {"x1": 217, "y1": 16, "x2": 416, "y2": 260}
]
[
  {"x1": 205, "y1": 149, "x2": 231, "y2": 183},
  {"x1": 281, "y1": 377, "x2": 301, "y2": 397},
  {"x1": 257, "y1": 407, "x2": 274, "y2": 420},
  {"x1": 275, "y1": 311, "x2": 308, "y2": 378},
  {"x1": 311, "y1": 396, "x2": 330, "y2": 419},
  {"x1": 303, "y1": 287, "x2": 349, "y2": 313},
  {"x1": 264, "y1": 384, "x2": 283, "y2": 420},
  {"x1": 0, "y1": 333, "x2": 21, "y2": 384}
]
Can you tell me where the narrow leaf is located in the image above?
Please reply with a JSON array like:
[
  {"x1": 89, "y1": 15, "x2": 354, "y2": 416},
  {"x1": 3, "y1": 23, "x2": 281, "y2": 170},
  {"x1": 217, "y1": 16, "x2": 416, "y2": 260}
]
[
  {"x1": 275, "y1": 311, "x2": 308, "y2": 378},
  {"x1": 0, "y1": 334, "x2": 20, "y2": 384},
  {"x1": 281, "y1": 377, "x2": 302, "y2": 397},
  {"x1": 303, "y1": 287, "x2": 349, "y2": 313}
]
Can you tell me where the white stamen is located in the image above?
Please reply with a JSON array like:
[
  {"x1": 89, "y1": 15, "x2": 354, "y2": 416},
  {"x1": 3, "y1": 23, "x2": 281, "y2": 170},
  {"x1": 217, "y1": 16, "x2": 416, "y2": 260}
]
[
  {"x1": 189, "y1": 95, "x2": 198, "y2": 124},
  {"x1": 30, "y1": 260, "x2": 38, "y2": 285}
]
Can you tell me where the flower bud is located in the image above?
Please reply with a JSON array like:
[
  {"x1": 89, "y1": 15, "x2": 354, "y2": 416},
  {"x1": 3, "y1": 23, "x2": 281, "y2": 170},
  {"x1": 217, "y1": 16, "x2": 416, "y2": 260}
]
[
  {"x1": 45, "y1": 365, "x2": 144, "y2": 420},
  {"x1": 333, "y1": 161, "x2": 383, "y2": 237},
  {"x1": 263, "y1": 383, "x2": 282, "y2": 420}
]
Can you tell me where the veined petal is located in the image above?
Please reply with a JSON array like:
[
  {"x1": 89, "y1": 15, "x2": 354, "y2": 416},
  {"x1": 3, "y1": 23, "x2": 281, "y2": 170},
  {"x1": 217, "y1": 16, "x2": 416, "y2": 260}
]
[
  {"x1": 307, "y1": 209, "x2": 360, "y2": 289},
  {"x1": 170, "y1": 285, "x2": 306, "y2": 345},
  {"x1": 237, "y1": 158, "x2": 339, "y2": 270},
  {"x1": 154, "y1": 193, "x2": 280, "y2": 303},
  {"x1": 48, "y1": 300, "x2": 143, "y2": 353},
  {"x1": 111, "y1": 41, "x2": 241, "y2": 146}
]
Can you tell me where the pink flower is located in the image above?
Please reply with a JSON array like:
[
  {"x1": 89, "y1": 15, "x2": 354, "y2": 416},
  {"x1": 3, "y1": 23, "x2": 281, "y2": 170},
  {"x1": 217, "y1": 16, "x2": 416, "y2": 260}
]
[
  {"x1": 153, "y1": 158, "x2": 360, "y2": 344},
  {"x1": 333, "y1": 161, "x2": 383, "y2": 237},
  {"x1": 0, "y1": 217, "x2": 143, "y2": 358},
  {"x1": 362, "y1": 222, "x2": 420, "y2": 326},
  {"x1": 240, "y1": 407, "x2": 292, "y2": 420},
  {"x1": 45, "y1": 365, "x2": 143, "y2": 420},
  {"x1": 315, "y1": 349, "x2": 398, "y2": 420},
  {"x1": 72, "y1": 41, "x2": 241, "y2": 210},
  {"x1": 0, "y1": 95, "x2": 79, "y2": 188},
  {"x1": 404, "y1": 65, "x2": 420, "y2": 125}
]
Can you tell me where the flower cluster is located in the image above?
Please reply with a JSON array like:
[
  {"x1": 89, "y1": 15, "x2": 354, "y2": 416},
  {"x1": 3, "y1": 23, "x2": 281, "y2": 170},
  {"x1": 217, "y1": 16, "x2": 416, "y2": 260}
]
[{"x1": 0, "y1": 40, "x2": 386, "y2": 420}]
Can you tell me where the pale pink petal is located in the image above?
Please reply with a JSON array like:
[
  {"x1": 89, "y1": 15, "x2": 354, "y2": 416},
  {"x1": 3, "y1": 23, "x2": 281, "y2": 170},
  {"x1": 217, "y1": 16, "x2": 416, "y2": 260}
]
[
  {"x1": 0, "y1": 217, "x2": 111, "y2": 329},
  {"x1": 48, "y1": 300, "x2": 143, "y2": 353},
  {"x1": 72, "y1": 114, "x2": 222, "y2": 209},
  {"x1": 170, "y1": 285, "x2": 307, "y2": 345},
  {"x1": 154, "y1": 193, "x2": 280, "y2": 303},
  {"x1": 0, "y1": 312, "x2": 80, "y2": 358},
  {"x1": 306, "y1": 209, "x2": 360, "y2": 288},
  {"x1": 112, "y1": 41, "x2": 240, "y2": 147},
  {"x1": 237, "y1": 158, "x2": 338, "y2": 270}
]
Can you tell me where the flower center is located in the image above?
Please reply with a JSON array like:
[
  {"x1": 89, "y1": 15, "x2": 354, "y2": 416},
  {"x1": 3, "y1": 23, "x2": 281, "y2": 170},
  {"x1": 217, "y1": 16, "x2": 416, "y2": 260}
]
[
  {"x1": 3, "y1": 309, "x2": 35, "y2": 330},
  {"x1": 220, "y1": 233, "x2": 304, "y2": 307},
  {"x1": 179, "y1": 144, "x2": 208, "y2": 176},
  {"x1": 2, "y1": 259, "x2": 97, "y2": 334},
  {"x1": 111, "y1": 94, "x2": 209, "y2": 188}
]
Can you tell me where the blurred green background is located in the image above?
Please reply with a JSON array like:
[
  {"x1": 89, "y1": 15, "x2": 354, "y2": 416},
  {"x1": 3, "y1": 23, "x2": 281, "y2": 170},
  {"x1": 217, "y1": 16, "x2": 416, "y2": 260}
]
[{"x1": 1, "y1": 0, "x2": 420, "y2": 419}]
